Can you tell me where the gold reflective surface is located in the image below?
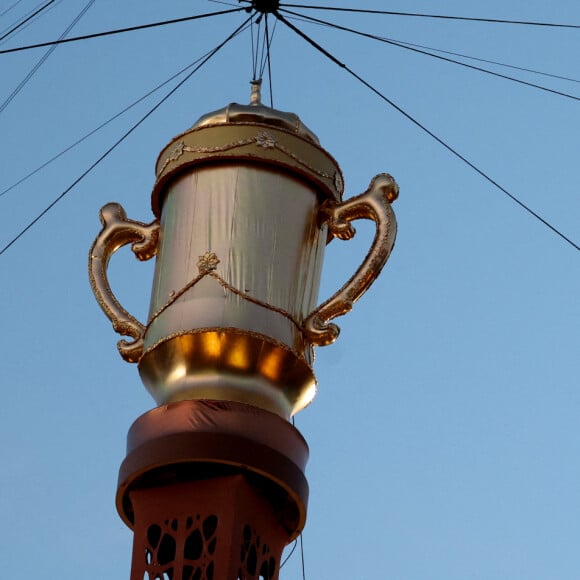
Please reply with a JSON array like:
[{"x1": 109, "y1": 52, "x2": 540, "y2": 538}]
[
  {"x1": 138, "y1": 330, "x2": 316, "y2": 417},
  {"x1": 151, "y1": 122, "x2": 343, "y2": 217},
  {"x1": 140, "y1": 164, "x2": 325, "y2": 416},
  {"x1": 88, "y1": 102, "x2": 398, "y2": 417},
  {"x1": 193, "y1": 100, "x2": 320, "y2": 144},
  {"x1": 145, "y1": 165, "x2": 326, "y2": 356},
  {"x1": 88, "y1": 203, "x2": 159, "y2": 362},
  {"x1": 304, "y1": 173, "x2": 399, "y2": 346}
]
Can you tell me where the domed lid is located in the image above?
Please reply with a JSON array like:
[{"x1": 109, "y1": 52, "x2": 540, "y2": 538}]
[
  {"x1": 151, "y1": 80, "x2": 344, "y2": 216},
  {"x1": 191, "y1": 80, "x2": 320, "y2": 144}
]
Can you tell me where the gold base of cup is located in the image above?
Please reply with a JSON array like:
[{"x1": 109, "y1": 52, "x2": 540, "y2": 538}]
[{"x1": 138, "y1": 329, "x2": 317, "y2": 419}]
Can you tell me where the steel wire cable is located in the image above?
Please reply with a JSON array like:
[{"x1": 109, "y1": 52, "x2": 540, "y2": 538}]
[
  {"x1": 0, "y1": 7, "x2": 245, "y2": 54},
  {"x1": 289, "y1": 408, "x2": 305, "y2": 578},
  {"x1": 299, "y1": 531, "x2": 307, "y2": 580},
  {"x1": 0, "y1": 0, "x2": 56, "y2": 42},
  {"x1": 257, "y1": 15, "x2": 267, "y2": 78},
  {"x1": 254, "y1": 13, "x2": 277, "y2": 106},
  {"x1": 387, "y1": 41, "x2": 580, "y2": 85},
  {"x1": 259, "y1": 14, "x2": 276, "y2": 77},
  {"x1": 250, "y1": 10, "x2": 277, "y2": 106},
  {"x1": 208, "y1": 0, "x2": 240, "y2": 6},
  {"x1": 274, "y1": 11, "x2": 580, "y2": 252},
  {"x1": 0, "y1": 15, "x2": 253, "y2": 257},
  {"x1": 279, "y1": 538, "x2": 298, "y2": 569},
  {"x1": 0, "y1": 0, "x2": 50, "y2": 40},
  {"x1": 254, "y1": 12, "x2": 263, "y2": 79},
  {"x1": 0, "y1": 0, "x2": 64, "y2": 47},
  {"x1": 263, "y1": 15, "x2": 275, "y2": 107},
  {"x1": 250, "y1": 10, "x2": 258, "y2": 78},
  {"x1": 0, "y1": 0, "x2": 26, "y2": 19},
  {"x1": 279, "y1": 9, "x2": 580, "y2": 102},
  {"x1": 280, "y1": 11, "x2": 580, "y2": 85},
  {"x1": 276, "y1": 415, "x2": 305, "y2": 577},
  {"x1": 0, "y1": 48, "x2": 220, "y2": 199},
  {"x1": 0, "y1": 0, "x2": 96, "y2": 115},
  {"x1": 279, "y1": 4, "x2": 580, "y2": 28}
]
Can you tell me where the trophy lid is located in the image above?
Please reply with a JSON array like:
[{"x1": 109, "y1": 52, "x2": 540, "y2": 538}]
[
  {"x1": 191, "y1": 80, "x2": 320, "y2": 145},
  {"x1": 151, "y1": 80, "x2": 344, "y2": 217}
]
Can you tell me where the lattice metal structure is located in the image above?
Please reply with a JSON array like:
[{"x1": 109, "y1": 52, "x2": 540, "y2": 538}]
[{"x1": 132, "y1": 479, "x2": 284, "y2": 580}]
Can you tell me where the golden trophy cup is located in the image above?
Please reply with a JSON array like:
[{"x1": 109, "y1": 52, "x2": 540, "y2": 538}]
[{"x1": 89, "y1": 88, "x2": 398, "y2": 419}]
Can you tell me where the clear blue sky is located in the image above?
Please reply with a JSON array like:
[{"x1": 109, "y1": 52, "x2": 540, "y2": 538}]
[{"x1": 1, "y1": 1, "x2": 579, "y2": 578}]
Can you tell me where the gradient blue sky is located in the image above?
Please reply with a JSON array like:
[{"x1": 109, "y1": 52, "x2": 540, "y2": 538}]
[{"x1": 1, "y1": 1, "x2": 579, "y2": 578}]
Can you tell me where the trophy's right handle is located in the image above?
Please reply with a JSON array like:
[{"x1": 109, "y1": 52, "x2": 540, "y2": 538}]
[
  {"x1": 303, "y1": 173, "x2": 398, "y2": 346},
  {"x1": 89, "y1": 203, "x2": 159, "y2": 363}
]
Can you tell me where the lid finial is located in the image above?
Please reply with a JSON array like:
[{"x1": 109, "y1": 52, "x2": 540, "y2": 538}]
[{"x1": 250, "y1": 79, "x2": 262, "y2": 107}]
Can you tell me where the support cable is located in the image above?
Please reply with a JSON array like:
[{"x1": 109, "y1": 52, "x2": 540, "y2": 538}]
[
  {"x1": 0, "y1": 0, "x2": 26, "y2": 19},
  {"x1": 0, "y1": 0, "x2": 96, "y2": 115},
  {"x1": 0, "y1": 8, "x2": 245, "y2": 54},
  {"x1": 279, "y1": 538, "x2": 297, "y2": 569},
  {"x1": 281, "y1": 11, "x2": 580, "y2": 85},
  {"x1": 254, "y1": 13, "x2": 264, "y2": 78},
  {"x1": 265, "y1": 16, "x2": 274, "y2": 107},
  {"x1": 208, "y1": 0, "x2": 240, "y2": 6},
  {"x1": 299, "y1": 531, "x2": 307, "y2": 580},
  {"x1": 0, "y1": 0, "x2": 56, "y2": 42},
  {"x1": 250, "y1": 9, "x2": 257, "y2": 79},
  {"x1": 275, "y1": 12, "x2": 580, "y2": 252},
  {"x1": 257, "y1": 14, "x2": 268, "y2": 76},
  {"x1": 0, "y1": 1, "x2": 64, "y2": 47},
  {"x1": 279, "y1": 5, "x2": 580, "y2": 29},
  {"x1": 0, "y1": 16, "x2": 253, "y2": 258},
  {"x1": 280, "y1": 9, "x2": 580, "y2": 102},
  {"x1": 390, "y1": 40, "x2": 580, "y2": 85},
  {"x1": 257, "y1": 15, "x2": 266, "y2": 78},
  {"x1": 0, "y1": 48, "x2": 219, "y2": 199},
  {"x1": 260, "y1": 14, "x2": 276, "y2": 106},
  {"x1": 290, "y1": 412, "x2": 305, "y2": 580}
]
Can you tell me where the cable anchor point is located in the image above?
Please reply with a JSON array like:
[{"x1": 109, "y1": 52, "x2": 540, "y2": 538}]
[{"x1": 251, "y1": 0, "x2": 280, "y2": 14}]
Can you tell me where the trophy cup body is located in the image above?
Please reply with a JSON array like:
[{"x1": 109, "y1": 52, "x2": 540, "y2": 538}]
[
  {"x1": 90, "y1": 101, "x2": 398, "y2": 419},
  {"x1": 141, "y1": 161, "x2": 327, "y2": 416}
]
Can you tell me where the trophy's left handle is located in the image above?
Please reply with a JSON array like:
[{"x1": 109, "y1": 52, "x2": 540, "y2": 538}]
[{"x1": 89, "y1": 203, "x2": 160, "y2": 363}]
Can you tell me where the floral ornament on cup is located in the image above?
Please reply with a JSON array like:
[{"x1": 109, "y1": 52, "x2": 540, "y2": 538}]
[{"x1": 197, "y1": 252, "x2": 220, "y2": 274}]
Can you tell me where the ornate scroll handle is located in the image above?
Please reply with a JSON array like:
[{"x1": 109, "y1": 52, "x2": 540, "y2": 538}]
[
  {"x1": 303, "y1": 173, "x2": 398, "y2": 346},
  {"x1": 89, "y1": 203, "x2": 159, "y2": 363}
]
